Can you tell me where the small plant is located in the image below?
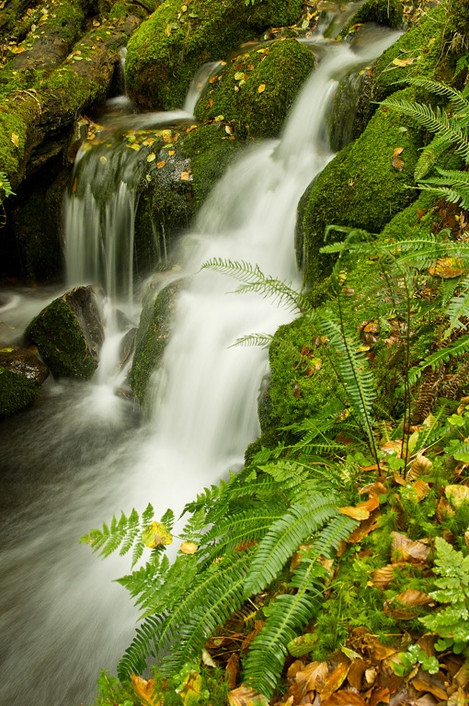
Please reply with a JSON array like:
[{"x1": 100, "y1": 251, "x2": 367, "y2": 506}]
[
  {"x1": 420, "y1": 536, "x2": 469, "y2": 657},
  {"x1": 392, "y1": 644, "x2": 440, "y2": 677}
]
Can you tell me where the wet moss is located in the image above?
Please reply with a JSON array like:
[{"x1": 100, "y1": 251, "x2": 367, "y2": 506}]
[
  {"x1": 299, "y1": 88, "x2": 423, "y2": 288},
  {"x1": 25, "y1": 295, "x2": 99, "y2": 379},
  {"x1": 130, "y1": 278, "x2": 185, "y2": 406},
  {"x1": 181, "y1": 122, "x2": 241, "y2": 204},
  {"x1": 125, "y1": 0, "x2": 303, "y2": 111},
  {"x1": 0, "y1": 366, "x2": 41, "y2": 416},
  {"x1": 343, "y1": 0, "x2": 403, "y2": 32},
  {"x1": 194, "y1": 38, "x2": 315, "y2": 139}
]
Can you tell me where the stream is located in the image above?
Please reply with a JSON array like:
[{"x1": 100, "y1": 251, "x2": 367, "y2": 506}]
[{"x1": 0, "y1": 22, "x2": 399, "y2": 706}]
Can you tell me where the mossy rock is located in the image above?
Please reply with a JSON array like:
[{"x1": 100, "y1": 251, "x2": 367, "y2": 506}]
[
  {"x1": 194, "y1": 38, "x2": 315, "y2": 139},
  {"x1": 261, "y1": 316, "x2": 338, "y2": 433},
  {"x1": 125, "y1": 0, "x2": 303, "y2": 111},
  {"x1": 298, "y1": 88, "x2": 422, "y2": 288},
  {"x1": 0, "y1": 344, "x2": 49, "y2": 416},
  {"x1": 25, "y1": 285, "x2": 104, "y2": 379},
  {"x1": 130, "y1": 277, "x2": 186, "y2": 406},
  {"x1": 343, "y1": 0, "x2": 402, "y2": 32},
  {"x1": 180, "y1": 121, "x2": 241, "y2": 204}
]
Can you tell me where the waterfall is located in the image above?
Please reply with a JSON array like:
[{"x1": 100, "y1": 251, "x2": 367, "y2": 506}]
[{"x1": 0, "y1": 25, "x2": 400, "y2": 706}]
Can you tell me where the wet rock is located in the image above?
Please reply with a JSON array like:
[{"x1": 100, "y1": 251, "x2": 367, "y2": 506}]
[
  {"x1": 118, "y1": 327, "x2": 136, "y2": 372},
  {"x1": 25, "y1": 285, "x2": 104, "y2": 379},
  {"x1": 0, "y1": 344, "x2": 49, "y2": 416},
  {"x1": 130, "y1": 276, "x2": 186, "y2": 407}
]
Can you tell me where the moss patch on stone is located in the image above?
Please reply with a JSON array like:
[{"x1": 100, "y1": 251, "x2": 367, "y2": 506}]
[
  {"x1": 0, "y1": 366, "x2": 41, "y2": 416},
  {"x1": 125, "y1": 0, "x2": 303, "y2": 111},
  {"x1": 194, "y1": 38, "x2": 315, "y2": 139},
  {"x1": 343, "y1": 0, "x2": 402, "y2": 32},
  {"x1": 298, "y1": 88, "x2": 422, "y2": 288},
  {"x1": 130, "y1": 277, "x2": 185, "y2": 405}
]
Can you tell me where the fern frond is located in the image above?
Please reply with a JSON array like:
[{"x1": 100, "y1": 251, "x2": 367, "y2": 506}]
[
  {"x1": 408, "y1": 334, "x2": 469, "y2": 387},
  {"x1": 445, "y1": 275, "x2": 469, "y2": 335},
  {"x1": 244, "y1": 513, "x2": 357, "y2": 697},
  {"x1": 118, "y1": 613, "x2": 165, "y2": 680},
  {"x1": 406, "y1": 76, "x2": 469, "y2": 115},
  {"x1": 415, "y1": 133, "x2": 453, "y2": 180},
  {"x1": 202, "y1": 257, "x2": 307, "y2": 313},
  {"x1": 244, "y1": 493, "x2": 339, "y2": 597},
  {"x1": 80, "y1": 503, "x2": 157, "y2": 567},
  {"x1": 233, "y1": 332, "x2": 273, "y2": 348}
]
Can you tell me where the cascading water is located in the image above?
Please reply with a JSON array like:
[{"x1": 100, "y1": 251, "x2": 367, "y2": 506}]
[{"x1": 0, "y1": 23, "x2": 399, "y2": 706}]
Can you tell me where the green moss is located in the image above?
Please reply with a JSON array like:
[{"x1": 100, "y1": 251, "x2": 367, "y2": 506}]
[
  {"x1": 25, "y1": 297, "x2": 98, "y2": 379},
  {"x1": 299, "y1": 88, "x2": 422, "y2": 288},
  {"x1": 262, "y1": 315, "x2": 338, "y2": 432},
  {"x1": 125, "y1": 0, "x2": 303, "y2": 110},
  {"x1": 130, "y1": 278, "x2": 185, "y2": 405},
  {"x1": 343, "y1": 0, "x2": 402, "y2": 32},
  {"x1": 181, "y1": 122, "x2": 241, "y2": 204},
  {"x1": 194, "y1": 38, "x2": 314, "y2": 139},
  {"x1": 0, "y1": 365, "x2": 41, "y2": 416}
]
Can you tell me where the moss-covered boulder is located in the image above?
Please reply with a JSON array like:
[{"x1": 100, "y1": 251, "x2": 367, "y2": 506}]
[
  {"x1": 25, "y1": 285, "x2": 104, "y2": 379},
  {"x1": 125, "y1": 0, "x2": 303, "y2": 111},
  {"x1": 0, "y1": 344, "x2": 49, "y2": 416},
  {"x1": 343, "y1": 0, "x2": 402, "y2": 32},
  {"x1": 298, "y1": 89, "x2": 422, "y2": 288},
  {"x1": 130, "y1": 277, "x2": 186, "y2": 405},
  {"x1": 194, "y1": 38, "x2": 315, "y2": 139}
]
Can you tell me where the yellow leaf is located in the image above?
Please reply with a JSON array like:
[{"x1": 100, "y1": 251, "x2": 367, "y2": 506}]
[
  {"x1": 180, "y1": 171, "x2": 191, "y2": 181},
  {"x1": 147, "y1": 152, "x2": 156, "y2": 162},
  {"x1": 141, "y1": 522, "x2": 172, "y2": 548},
  {"x1": 339, "y1": 506, "x2": 370, "y2": 521},
  {"x1": 228, "y1": 685, "x2": 269, "y2": 706},
  {"x1": 131, "y1": 675, "x2": 162, "y2": 706},
  {"x1": 165, "y1": 23, "x2": 172, "y2": 36},
  {"x1": 11, "y1": 132, "x2": 19, "y2": 147},
  {"x1": 157, "y1": 161, "x2": 166, "y2": 168},
  {"x1": 258, "y1": 83, "x2": 266, "y2": 93},
  {"x1": 162, "y1": 129, "x2": 172, "y2": 142},
  {"x1": 392, "y1": 57, "x2": 416, "y2": 67},
  {"x1": 234, "y1": 71, "x2": 245, "y2": 81},
  {"x1": 99, "y1": 155, "x2": 107, "y2": 164},
  {"x1": 168, "y1": 150, "x2": 175, "y2": 156},
  {"x1": 180, "y1": 541, "x2": 197, "y2": 554},
  {"x1": 446, "y1": 484, "x2": 469, "y2": 509}
]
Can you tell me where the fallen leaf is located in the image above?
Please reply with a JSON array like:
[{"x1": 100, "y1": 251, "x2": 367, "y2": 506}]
[
  {"x1": 99, "y1": 155, "x2": 107, "y2": 164},
  {"x1": 409, "y1": 455, "x2": 432, "y2": 478},
  {"x1": 180, "y1": 171, "x2": 191, "y2": 181},
  {"x1": 228, "y1": 685, "x2": 269, "y2": 705},
  {"x1": 392, "y1": 57, "x2": 416, "y2": 66},
  {"x1": 347, "y1": 659, "x2": 368, "y2": 690},
  {"x1": 321, "y1": 691, "x2": 367, "y2": 705},
  {"x1": 258, "y1": 84, "x2": 266, "y2": 93},
  {"x1": 412, "y1": 672, "x2": 447, "y2": 701},
  {"x1": 429, "y1": 257, "x2": 465, "y2": 279},
  {"x1": 131, "y1": 674, "x2": 161, "y2": 705},
  {"x1": 370, "y1": 686, "x2": 391, "y2": 706},
  {"x1": 391, "y1": 532, "x2": 430, "y2": 563},
  {"x1": 339, "y1": 506, "x2": 370, "y2": 521},
  {"x1": 11, "y1": 132, "x2": 19, "y2": 147},
  {"x1": 372, "y1": 564, "x2": 395, "y2": 589},
  {"x1": 157, "y1": 161, "x2": 166, "y2": 168},
  {"x1": 141, "y1": 522, "x2": 172, "y2": 548},
  {"x1": 446, "y1": 484, "x2": 469, "y2": 509},
  {"x1": 180, "y1": 670, "x2": 203, "y2": 706},
  {"x1": 320, "y1": 662, "x2": 350, "y2": 700},
  {"x1": 383, "y1": 589, "x2": 433, "y2": 619},
  {"x1": 180, "y1": 541, "x2": 197, "y2": 554},
  {"x1": 147, "y1": 152, "x2": 156, "y2": 162},
  {"x1": 226, "y1": 653, "x2": 239, "y2": 689}
]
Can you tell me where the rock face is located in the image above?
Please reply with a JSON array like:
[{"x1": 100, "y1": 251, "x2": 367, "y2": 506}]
[
  {"x1": 297, "y1": 88, "x2": 422, "y2": 288},
  {"x1": 130, "y1": 277, "x2": 185, "y2": 406},
  {"x1": 0, "y1": 344, "x2": 49, "y2": 416},
  {"x1": 25, "y1": 285, "x2": 104, "y2": 379},
  {"x1": 124, "y1": 0, "x2": 303, "y2": 111},
  {"x1": 194, "y1": 38, "x2": 315, "y2": 139}
]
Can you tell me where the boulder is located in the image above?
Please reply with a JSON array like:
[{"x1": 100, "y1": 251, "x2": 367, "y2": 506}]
[
  {"x1": 194, "y1": 38, "x2": 315, "y2": 139},
  {"x1": 0, "y1": 344, "x2": 49, "y2": 416},
  {"x1": 297, "y1": 88, "x2": 422, "y2": 288},
  {"x1": 25, "y1": 285, "x2": 104, "y2": 379},
  {"x1": 130, "y1": 277, "x2": 186, "y2": 405},
  {"x1": 125, "y1": 0, "x2": 303, "y2": 111},
  {"x1": 342, "y1": 0, "x2": 402, "y2": 33}
]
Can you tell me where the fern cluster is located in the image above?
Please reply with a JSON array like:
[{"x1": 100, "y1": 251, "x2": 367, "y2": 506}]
[{"x1": 82, "y1": 462, "x2": 357, "y2": 698}]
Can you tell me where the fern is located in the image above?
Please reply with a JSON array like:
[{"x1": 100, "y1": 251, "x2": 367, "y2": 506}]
[
  {"x1": 244, "y1": 513, "x2": 357, "y2": 697},
  {"x1": 445, "y1": 274, "x2": 469, "y2": 335}
]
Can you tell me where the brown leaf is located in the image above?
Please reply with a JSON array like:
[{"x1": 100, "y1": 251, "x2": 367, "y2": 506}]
[
  {"x1": 347, "y1": 659, "x2": 367, "y2": 690},
  {"x1": 226, "y1": 653, "x2": 239, "y2": 690},
  {"x1": 369, "y1": 686, "x2": 390, "y2": 706},
  {"x1": 287, "y1": 660, "x2": 306, "y2": 680},
  {"x1": 412, "y1": 672, "x2": 447, "y2": 701},
  {"x1": 228, "y1": 685, "x2": 269, "y2": 706},
  {"x1": 392, "y1": 148, "x2": 405, "y2": 171},
  {"x1": 372, "y1": 564, "x2": 395, "y2": 589},
  {"x1": 347, "y1": 516, "x2": 379, "y2": 544},
  {"x1": 429, "y1": 257, "x2": 465, "y2": 279},
  {"x1": 409, "y1": 455, "x2": 433, "y2": 479},
  {"x1": 131, "y1": 675, "x2": 161, "y2": 706},
  {"x1": 391, "y1": 532, "x2": 430, "y2": 564},
  {"x1": 241, "y1": 620, "x2": 264, "y2": 651},
  {"x1": 447, "y1": 687, "x2": 467, "y2": 706},
  {"x1": 383, "y1": 589, "x2": 433, "y2": 619},
  {"x1": 339, "y1": 506, "x2": 370, "y2": 521},
  {"x1": 437, "y1": 496, "x2": 455, "y2": 522},
  {"x1": 359, "y1": 481, "x2": 388, "y2": 497},
  {"x1": 321, "y1": 691, "x2": 367, "y2": 705},
  {"x1": 295, "y1": 661, "x2": 328, "y2": 694},
  {"x1": 320, "y1": 662, "x2": 350, "y2": 700}
]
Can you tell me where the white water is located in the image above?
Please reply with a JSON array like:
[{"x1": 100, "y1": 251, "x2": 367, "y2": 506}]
[{"x1": 0, "y1": 26, "x2": 399, "y2": 706}]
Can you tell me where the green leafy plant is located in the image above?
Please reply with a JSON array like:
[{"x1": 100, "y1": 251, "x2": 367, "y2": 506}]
[
  {"x1": 420, "y1": 536, "x2": 469, "y2": 656},
  {"x1": 391, "y1": 644, "x2": 440, "y2": 676},
  {"x1": 380, "y1": 77, "x2": 469, "y2": 208}
]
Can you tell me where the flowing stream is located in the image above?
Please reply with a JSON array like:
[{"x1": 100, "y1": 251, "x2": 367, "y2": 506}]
[{"x1": 0, "y1": 23, "x2": 399, "y2": 706}]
